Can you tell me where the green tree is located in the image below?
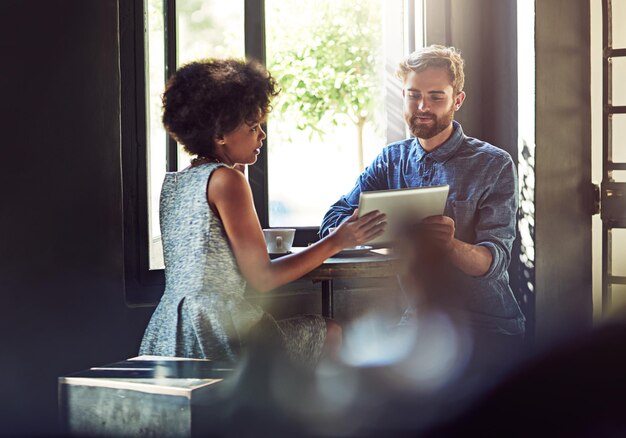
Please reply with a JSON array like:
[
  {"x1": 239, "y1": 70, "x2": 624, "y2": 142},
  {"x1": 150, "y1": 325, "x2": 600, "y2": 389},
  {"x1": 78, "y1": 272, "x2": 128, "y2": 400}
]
[{"x1": 268, "y1": 0, "x2": 382, "y2": 171}]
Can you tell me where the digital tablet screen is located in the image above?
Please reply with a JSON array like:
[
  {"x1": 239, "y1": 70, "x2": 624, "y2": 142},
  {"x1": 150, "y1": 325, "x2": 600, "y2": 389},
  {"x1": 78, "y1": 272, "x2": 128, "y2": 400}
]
[{"x1": 358, "y1": 185, "x2": 449, "y2": 247}]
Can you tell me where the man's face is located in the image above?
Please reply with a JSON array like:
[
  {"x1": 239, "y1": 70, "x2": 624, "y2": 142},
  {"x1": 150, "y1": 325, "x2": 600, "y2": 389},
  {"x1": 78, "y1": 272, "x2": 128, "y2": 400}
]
[{"x1": 402, "y1": 67, "x2": 465, "y2": 140}]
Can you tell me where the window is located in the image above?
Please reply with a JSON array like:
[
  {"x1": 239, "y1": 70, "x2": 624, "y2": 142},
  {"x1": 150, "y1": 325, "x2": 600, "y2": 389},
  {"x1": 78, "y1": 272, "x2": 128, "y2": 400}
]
[
  {"x1": 265, "y1": 0, "x2": 386, "y2": 228},
  {"x1": 122, "y1": 0, "x2": 424, "y2": 304},
  {"x1": 144, "y1": 0, "x2": 246, "y2": 270}
]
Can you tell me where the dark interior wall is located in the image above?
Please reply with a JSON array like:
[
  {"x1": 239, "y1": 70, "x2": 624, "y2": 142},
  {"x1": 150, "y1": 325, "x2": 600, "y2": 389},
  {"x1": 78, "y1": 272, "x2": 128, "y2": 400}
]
[
  {"x1": 534, "y1": 0, "x2": 593, "y2": 346},
  {"x1": 424, "y1": 0, "x2": 518, "y2": 161},
  {"x1": 0, "y1": 1, "x2": 153, "y2": 436}
]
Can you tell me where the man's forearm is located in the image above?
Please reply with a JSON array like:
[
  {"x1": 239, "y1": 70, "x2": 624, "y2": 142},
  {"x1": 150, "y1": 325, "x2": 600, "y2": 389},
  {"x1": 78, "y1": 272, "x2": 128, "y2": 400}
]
[
  {"x1": 447, "y1": 238, "x2": 493, "y2": 277},
  {"x1": 319, "y1": 200, "x2": 356, "y2": 237}
]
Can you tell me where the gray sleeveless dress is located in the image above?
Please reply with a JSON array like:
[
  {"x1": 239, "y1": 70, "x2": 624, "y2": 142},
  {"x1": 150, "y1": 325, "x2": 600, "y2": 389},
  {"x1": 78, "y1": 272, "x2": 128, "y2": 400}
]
[{"x1": 139, "y1": 163, "x2": 326, "y2": 365}]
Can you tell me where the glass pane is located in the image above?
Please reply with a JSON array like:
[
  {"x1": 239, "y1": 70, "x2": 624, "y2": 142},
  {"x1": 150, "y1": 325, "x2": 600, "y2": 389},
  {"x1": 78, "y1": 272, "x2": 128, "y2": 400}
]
[
  {"x1": 612, "y1": 229, "x2": 626, "y2": 276},
  {"x1": 608, "y1": 285, "x2": 626, "y2": 316},
  {"x1": 612, "y1": 0, "x2": 626, "y2": 49},
  {"x1": 176, "y1": 0, "x2": 245, "y2": 170},
  {"x1": 612, "y1": 57, "x2": 626, "y2": 106},
  {"x1": 612, "y1": 114, "x2": 626, "y2": 163},
  {"x1": 612, "y1": 170, "x2": 626, "y2": 181},
  {"x1": 146, "y1": 0, "x2": 166, "y2": 270},
  {"x1": 265, "y1": 0, "x2": 391, "y2": 227}
]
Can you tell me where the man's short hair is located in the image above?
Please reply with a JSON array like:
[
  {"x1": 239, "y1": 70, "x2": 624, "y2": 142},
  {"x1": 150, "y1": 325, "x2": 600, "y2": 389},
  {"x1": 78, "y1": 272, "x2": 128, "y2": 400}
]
[{"x1": 397, "y1": 45, "x2": 465, "y2": 94}]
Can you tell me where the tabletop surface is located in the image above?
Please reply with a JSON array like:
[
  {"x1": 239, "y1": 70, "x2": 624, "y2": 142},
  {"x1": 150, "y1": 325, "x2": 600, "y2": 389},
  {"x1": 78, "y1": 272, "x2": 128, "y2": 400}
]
[
  {"x1": 59, "y1": 356, "x2": 231, "y2": 394},
  {"x1": 289, "y1": 247, "x2": 401, "y2": 280}
]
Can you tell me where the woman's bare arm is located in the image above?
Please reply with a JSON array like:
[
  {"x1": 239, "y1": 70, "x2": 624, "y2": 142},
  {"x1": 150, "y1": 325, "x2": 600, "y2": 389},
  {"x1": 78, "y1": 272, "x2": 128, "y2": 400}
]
[{"x1": 208, "y1": 167, "x2": 385, "y2": 292}]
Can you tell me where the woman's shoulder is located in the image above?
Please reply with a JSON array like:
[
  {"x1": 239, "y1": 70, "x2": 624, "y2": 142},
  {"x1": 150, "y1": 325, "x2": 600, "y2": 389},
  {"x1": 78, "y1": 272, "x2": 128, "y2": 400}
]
[
  {"x1": 175, "y1": 162, "x2": 237, "y2": 182},
  {"x1": 207, "y1": 165, "x2": 250, "y2": 199},
  {"x1": 209, "y1": 165, "x2": 246, "y2": 184}
]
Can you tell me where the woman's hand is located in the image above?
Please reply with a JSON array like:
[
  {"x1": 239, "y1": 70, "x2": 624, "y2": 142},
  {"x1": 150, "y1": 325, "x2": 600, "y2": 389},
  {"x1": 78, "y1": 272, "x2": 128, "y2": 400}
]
[
  {"x1": 212, "y1": 169, "x2": 386, "y2": 292},
  {"x1": 330, "y1": 209, "x2": 386, "y2": 249}
]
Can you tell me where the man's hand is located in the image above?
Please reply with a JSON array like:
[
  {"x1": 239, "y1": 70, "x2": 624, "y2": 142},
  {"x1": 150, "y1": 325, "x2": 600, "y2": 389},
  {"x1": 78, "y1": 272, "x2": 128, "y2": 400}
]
[
  {"x1": 419, "y1": 215, "x2": 493, "y2": 277},
  {"x1": 420, "y1": 215, "x2": 456, "y2": 253}
]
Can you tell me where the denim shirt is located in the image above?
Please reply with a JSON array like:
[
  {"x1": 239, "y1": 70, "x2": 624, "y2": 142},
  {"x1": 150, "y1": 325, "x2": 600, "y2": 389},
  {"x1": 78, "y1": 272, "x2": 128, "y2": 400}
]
[{"x1": 320, "y1": 121, "x2": 525, "y2": 335}]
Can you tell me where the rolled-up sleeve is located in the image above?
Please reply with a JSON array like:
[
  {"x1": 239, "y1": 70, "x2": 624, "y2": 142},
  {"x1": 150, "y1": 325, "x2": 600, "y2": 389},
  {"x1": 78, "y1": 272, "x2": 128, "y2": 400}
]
[
  {"x1": 475, "y1": 156, "x2": 518, "y2": 280},
  {"x1": 319, "y1": 154, "x2": 389, "y2": 238}
]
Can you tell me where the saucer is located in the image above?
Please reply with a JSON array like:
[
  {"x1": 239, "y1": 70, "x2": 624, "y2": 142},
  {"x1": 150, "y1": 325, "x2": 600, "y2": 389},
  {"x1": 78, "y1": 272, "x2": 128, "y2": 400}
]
[
  {"x1": 334, "y1": 245, "x2": 374, "y2": 257},
  {"x1": 269, "y1": 251, "x2": 292, "y2": 259}
]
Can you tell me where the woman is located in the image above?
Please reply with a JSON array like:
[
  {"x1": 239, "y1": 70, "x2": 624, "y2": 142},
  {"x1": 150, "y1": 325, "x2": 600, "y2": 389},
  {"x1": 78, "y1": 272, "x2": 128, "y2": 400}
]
[{"x1": 139, "y1": 59, "x2": 386, "y2": 366}]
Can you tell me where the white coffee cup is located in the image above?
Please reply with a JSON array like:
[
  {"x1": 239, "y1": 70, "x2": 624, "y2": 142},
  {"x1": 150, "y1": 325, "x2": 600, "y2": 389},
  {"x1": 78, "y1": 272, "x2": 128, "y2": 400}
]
[{"x1": 263, "y1": 228, "x2": 296, "y2": 254}]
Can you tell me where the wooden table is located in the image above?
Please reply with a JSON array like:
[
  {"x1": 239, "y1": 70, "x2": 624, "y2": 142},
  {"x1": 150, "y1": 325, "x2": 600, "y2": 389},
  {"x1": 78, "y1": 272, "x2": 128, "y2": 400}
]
[{"x1": 292, "y1": 247, "x2": 400, "y2": 318}]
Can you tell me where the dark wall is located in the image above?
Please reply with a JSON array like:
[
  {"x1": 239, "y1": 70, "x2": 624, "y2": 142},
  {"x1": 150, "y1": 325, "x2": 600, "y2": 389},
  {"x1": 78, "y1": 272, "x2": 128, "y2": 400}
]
[
  {"x1": 0, "y1": 1, "x2": 153, "y2": 436},
  {"x1": 425, "y1": 0, "x2": 518, "y2": 161},
  {"x1": 534, "y1": 0, "x2": 593, "y2": 346}
]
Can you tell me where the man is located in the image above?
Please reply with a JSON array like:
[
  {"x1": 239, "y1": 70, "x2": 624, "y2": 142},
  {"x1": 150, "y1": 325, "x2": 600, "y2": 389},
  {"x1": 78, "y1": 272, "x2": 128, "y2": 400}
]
[{"x1": 320, "y1": 45, "x2": 525, "y2": 375}]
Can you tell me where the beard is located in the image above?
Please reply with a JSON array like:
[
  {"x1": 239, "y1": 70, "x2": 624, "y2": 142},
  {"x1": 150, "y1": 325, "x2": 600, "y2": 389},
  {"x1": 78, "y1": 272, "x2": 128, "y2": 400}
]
[{"x1": 406, "y1": 105, "x2": 455, "y2": 140}]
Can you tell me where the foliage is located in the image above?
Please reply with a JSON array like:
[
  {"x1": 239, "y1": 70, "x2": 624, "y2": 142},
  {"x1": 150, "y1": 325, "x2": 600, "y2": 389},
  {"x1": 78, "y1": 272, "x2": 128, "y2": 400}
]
[{"x1": 268, "y1": 0, "x2": 382, "y2": 138}]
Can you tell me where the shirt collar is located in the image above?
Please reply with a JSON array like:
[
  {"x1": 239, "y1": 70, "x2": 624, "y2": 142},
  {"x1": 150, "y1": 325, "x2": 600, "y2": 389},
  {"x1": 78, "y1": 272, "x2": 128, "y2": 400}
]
[{"x1": 413, "y1": 120, "x2": 464, "y2": 163}]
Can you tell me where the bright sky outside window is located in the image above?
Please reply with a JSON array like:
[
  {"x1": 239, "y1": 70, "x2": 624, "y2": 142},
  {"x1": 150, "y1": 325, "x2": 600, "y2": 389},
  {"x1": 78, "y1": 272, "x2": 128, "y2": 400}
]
[
  {"x1": 266, "y1": 0, "x2": 388, "y2": 227},
  {"x1": 146, "y1": 0, "x2": 167, "y2": 269}
]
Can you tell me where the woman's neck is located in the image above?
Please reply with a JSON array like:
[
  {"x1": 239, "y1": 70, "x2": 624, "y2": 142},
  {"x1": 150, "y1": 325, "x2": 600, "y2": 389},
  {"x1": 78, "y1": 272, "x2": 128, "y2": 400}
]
[{"x1": 190, "y1": 156, "x2": 221, "y2": 167}]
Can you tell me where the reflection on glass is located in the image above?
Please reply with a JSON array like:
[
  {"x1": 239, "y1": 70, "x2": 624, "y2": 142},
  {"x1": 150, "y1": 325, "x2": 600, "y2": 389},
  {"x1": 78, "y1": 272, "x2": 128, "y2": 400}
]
[{"x1": 265, "y1": 0, "x2": 388, "y2": 227}]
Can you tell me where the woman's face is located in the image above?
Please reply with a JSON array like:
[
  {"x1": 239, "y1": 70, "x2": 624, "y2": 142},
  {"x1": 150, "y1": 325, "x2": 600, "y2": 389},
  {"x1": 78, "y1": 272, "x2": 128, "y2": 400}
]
[{"x1": 216, "y1": 119, "x2": 266, "y2": 166}]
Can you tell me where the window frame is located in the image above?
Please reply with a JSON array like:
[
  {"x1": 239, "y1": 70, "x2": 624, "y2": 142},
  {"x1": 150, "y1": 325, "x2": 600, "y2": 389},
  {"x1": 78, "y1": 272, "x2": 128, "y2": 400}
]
[
  {"x1": 120, "y1": 0, "x2": 165, "y2": 305},
  {"x1": 121, "y1": 0, "x2": 420, "y2": 305}
]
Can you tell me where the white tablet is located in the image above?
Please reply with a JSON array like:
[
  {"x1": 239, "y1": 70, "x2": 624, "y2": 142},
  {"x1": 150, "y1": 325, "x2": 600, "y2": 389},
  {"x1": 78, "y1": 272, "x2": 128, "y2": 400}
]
[{"x1": 358, "y1": 185, "x2": 449, "y2": 247}]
